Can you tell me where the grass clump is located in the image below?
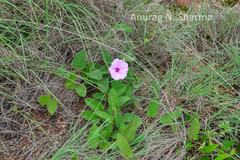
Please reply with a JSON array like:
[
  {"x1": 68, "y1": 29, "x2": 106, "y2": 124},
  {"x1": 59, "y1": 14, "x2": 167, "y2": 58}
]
[{"x1": 0, "y1": 0, "x2": 240, "y2": 159}]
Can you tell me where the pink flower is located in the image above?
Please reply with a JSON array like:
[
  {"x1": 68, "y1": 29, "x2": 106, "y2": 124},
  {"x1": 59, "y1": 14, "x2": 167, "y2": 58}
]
[{"x1": 109, "y1": 58, "x2": 129, "y2": 80}]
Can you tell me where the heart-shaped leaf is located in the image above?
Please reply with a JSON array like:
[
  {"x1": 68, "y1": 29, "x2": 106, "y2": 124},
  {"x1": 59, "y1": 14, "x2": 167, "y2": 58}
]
[
  {"x1": 146, "y1": 98, "x2": 159, "y2": 118},
  {"x1": 56, "y1": 66, "x2": 69, "y2": 78},
  {"x1": 38, "y1": 94, "x2": 50, "y2": 106},
  {"x1": 65, "y1": 71, "x2": 76, "y2": 90},
  {"x1": 112, "y1": 84, "x2": 127, "y2": 96},
  {"x1": 46, "y1": 98, "x2": 58, "y2": 115},
  {"x1": 87, "y1": 70, "x2": 102, "y2": 80},
  {"x1": 72, "y1": 50, "x2": 86, "y2": 71},
  {"x1": 188, "y1": 118, "x2": 200, "y2": 140},
  {"x1": 85, "y1": 98, "x2": 104, "y2": 110},
  {"x1": 75, "y1": 84, "x2": 87, "y2": 97},
  {"x1": 122, "y1": 84, "x2": 133, "y2": 97},
  {"x1": 123, "y1": 113, "x2": 142, "y2": 127},
  {"x1": 97, "y1": 77, "x2": 109, "y2": 92},
  {"x1": 160, "y1": 111, "x2": 181, "y2": 124}
]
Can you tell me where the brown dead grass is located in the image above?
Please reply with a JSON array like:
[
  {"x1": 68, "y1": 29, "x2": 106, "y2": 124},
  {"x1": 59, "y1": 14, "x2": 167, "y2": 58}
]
[{"x1": 0, "y1": 0, "x2": 240, "y2": 159}]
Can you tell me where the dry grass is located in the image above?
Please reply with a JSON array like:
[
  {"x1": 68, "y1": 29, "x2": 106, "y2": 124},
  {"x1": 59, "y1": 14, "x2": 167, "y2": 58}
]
[{"x1": 0, "y1": 0, "x2": 240, "y2": 159}]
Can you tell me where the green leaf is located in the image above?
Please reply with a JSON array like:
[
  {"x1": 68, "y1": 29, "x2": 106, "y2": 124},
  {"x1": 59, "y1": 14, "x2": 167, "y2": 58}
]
[
  {"x1": 159, "y1": 111, "x2": 181, "y2": 133},
  {"x1": 72, "y1": 50, "x2": 86, "y2": 71},
  {"x1": 100, "y1": 124, "x2": 113, "y2": 140},
  {"x1": 75, "y1": 84, "x2": 86, "y2": 97},
  {"x1": 87, "y1": 70, "x2": 102, "y2": 80},
  {"x1": 130, "y1": 134, "x2": 145, "y2": 146},
  {"x1": 46, "y1": 98, "x2": 58, "y2": 115},
  {"x1": 82, "y1": 62, "x2": 94, "y2": 73},
  {"x1": 188, "y1": 118, "x2": 200, "y2": 140},
  {"x1": 121, "y1": 117, "x2": 138, "y2": 142},
  {"x1": 112, "y1": 84, "x2": 127, "y2": 96},
  {"x1": 117, "y1": 133, "x2": 133, "y2": 159},
  {"x1": 186, "y1": 112, "x2": 191, "y2": 121},
  {"x1": 230, "y1": 148, "x2": 235, "y2": 156},
  {"x1": 111, "y1": 81, "x2": 127, "y2": 96},
  {"x1": 115, "y1": 114, "x2": 125, "y2": 130},
  {"x1": 56, "y1": 66, "x2": 69, "y2": 78},
  {"x1": 111, "y1": 130, "x2": 118, "y2": 139},
  {"x1": 102, "y1": 50, "x2": 113, "y2": 68},
  {"x1": 71, "y1": 155, "x2": 79, "y2": 160},
  {"x1": 100, "y1": 66, "x2": 109, "y2": 74},
  {"x1": 146, "y1": 98, "x2": 159, "y2": 118},
  {"x1": 160, "y1": 111, "x2": 181, "y2": 124},
  {"x1": 215, "y1": 154, "x2": 230, "y2": 160},
  {"x1": 144, "y1": 38, "x2": 150, "y2": 43},
  {"x1": 120, "y1": 125, "x2": 128, "y2": 133},
  {"x1": 88, "y1": 124, "x2": 99, "y2": 149},
  {"x1": 111, "y1": 80, "x2": 123, "y2": 87},
  {"x1": 115, "y1": 24, "x2": 133, "y2": 33},
  {"x1": 97, "y1": 77, "x2": 109, "y2": 92},
  {"x1": 119, "y1": 96, "x2": 130, "y2": 106},
  {"x1": 13, "y1": 106, "x2": 18, "y2": 113},
  {"x1": 201, "y1": 157, "x2": 210, "y2": 160},
  {"x1": 220, "y1": 141, "x2": 234, "y2": 151},
  {"x1": 38, "y1": 94, "x2": 51, "y2": 106},
  {"x1": 125, "y1": 67, "x2": 134, "y2": 81},
  {"x1": 186, "y1": 141, "x2": 193, "y2": 149},
  {"x1": 108, "y1": 88, "x2": 119, "y2": 115},
  {"x1": 122, "y1": 84, "x2": 133, "y2": 97},
  {"x1": 123, "y1": 113, "x2": 142, "y2": 127},
  {"x1": 93, "y1": 92, "x2": 106, "y2": 101},
  {"x1": 237, "y1": 142, "x2": 240, "y2": 153},
  {"x1": 95, "y1": 110, "x2": 114, "y2": 122},
  {"x1": 65, "y1": 71, "x2": 76, "y2": 90},
  {"x1": 104, "y1": 124, "x2": 114, "y2": 139},
  {"x1": 85, "y1": 98, "x2": 104, "y2": 111},
  {"x1": 81, "y1": 111, "x2": 100, "y2": 122},
  {"x1": 99, "y1": 142, "x2": 116, "y2": 152},
  {"x1": 203, "y1": 144, "x2": 218, "y2": 154}
]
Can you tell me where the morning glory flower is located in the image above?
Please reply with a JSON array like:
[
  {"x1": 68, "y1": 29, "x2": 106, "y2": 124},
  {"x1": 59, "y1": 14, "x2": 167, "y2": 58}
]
[{"x1": 109, "y1": 58, "x2": 129, "y2": 80}]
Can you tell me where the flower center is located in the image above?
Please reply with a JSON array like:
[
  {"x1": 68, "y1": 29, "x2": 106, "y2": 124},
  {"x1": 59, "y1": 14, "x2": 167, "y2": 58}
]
[{"x1": 115, "y1": 68, "x2": 120, "y2": 72}]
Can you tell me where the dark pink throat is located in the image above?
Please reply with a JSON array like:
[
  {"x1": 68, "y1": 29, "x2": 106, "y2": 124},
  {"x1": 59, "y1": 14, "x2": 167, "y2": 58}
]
[{"x1": 115, "y1": 68, "x2": 120, "y2": 72}]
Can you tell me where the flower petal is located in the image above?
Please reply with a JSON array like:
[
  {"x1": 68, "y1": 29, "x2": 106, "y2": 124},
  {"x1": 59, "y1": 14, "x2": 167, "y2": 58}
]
[
  {"x1": 118, "y1": 60, "x2": 128, "y2": 69},
  {"x1": 109, "y1": 67, "x2": 117, "y2": 77},
  {"x1": 112, "y1": 73, "x2": 121, "y2": 80},
  {"x1": 110, "y1": 58, "x2": 120, "y2": 69},
  {"x1": 118, "y1": 72, "x2": 128, "y2": 80},
  {"x1": 119, "y1": 68, "x2": 128, "y2": 75},
  {"x1": 109, "y1": 58, "x2": 129, "y2": 80}
]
